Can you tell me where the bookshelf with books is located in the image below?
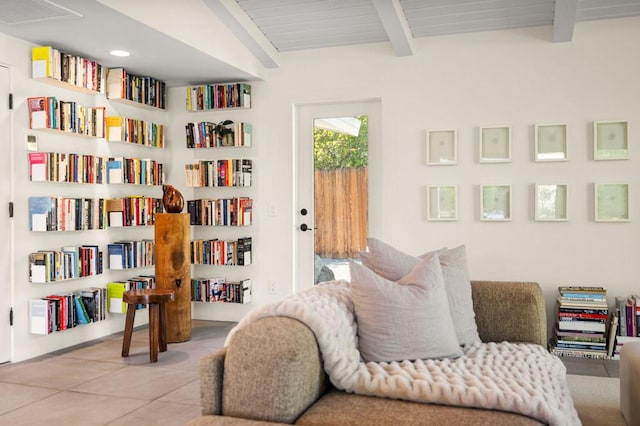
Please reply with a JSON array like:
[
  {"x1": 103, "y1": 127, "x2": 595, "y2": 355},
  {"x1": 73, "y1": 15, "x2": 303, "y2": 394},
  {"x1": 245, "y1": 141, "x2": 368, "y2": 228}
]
[
  {"x1": 191, "y1": 277, "x2": 252, "y2": 304},
  {"x1": 106, "y1": 116, "x2": 165, "y2": 148},
  {"x1": 25, "y1": 46, "x2": 167, "y2": 341},
  {"x1": 186, "y1": 83, "x2": 251, "y2": 111},
  {"x1": 185, "y1": 120, "x2": 252, "y2": 148},
  {"x1": 27, "y1": 96, "x2": 106, "y2": 137},
  {"x1": 549, "y1": 286, "x2": 612, "y2": 359},
  {"x1": 30, "y1": 287, "x2": 107, "y2": 335},
  {"x1": 31, "y1": 46, "x2": 105, "y2": 94},
  {"x1": 181, "y1": 84, "x2": 255, "y2": 311},
  {"x1": 106, "y1": 68, "x2": 167, "y2": 110}
]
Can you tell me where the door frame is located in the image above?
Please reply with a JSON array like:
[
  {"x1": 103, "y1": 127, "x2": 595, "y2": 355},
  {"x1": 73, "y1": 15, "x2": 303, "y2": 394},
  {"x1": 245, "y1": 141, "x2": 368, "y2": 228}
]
[
  {"x1": 0, "y1": 63, "x2": 14, "y2": 363},
  {"x1": 293, "y1": 98, "x2": 382, "y2": 294}
]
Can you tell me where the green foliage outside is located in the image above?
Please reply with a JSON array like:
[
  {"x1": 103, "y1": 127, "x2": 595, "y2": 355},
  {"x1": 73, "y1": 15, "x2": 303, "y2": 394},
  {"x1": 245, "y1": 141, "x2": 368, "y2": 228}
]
[{"x1": 314, "y1": 116, "x2": 368, "y2": 170}]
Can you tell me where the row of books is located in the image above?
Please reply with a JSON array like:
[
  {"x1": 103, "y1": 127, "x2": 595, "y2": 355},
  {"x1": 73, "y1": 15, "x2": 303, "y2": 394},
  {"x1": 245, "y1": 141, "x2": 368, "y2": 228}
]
[
  {"x1": 187, "y1": 197, "x2": 253, "y2": 226},
  {"x1": 191, "y1": 237, "x2": 252, "y2": 266},
  {"x1": 29, "y1": 245, "x2": 103, "y2": 283},
  {"x1": 106, "y1": 68, "x2": 166, "y2": 109},
  {"x1": 185, "y1": 121, "x2": 252, "y2": 148},
  {"x1": 615, "y1": 295, "x2": 640, "y2": 337},
  {"x1": 105, "y1": 197, "x2": 163, "y2": 228},
  {"x1": 105, "y1": 156, "x2": 164, "y2": 186},
  {"x1": 106, "y1": 276, "x2": 156, "y2": 314},
  {"x1": 186, "y1": 83, "x2": 251, "y2": 111},
  {"x1": 105, "y1": 116, "x2": 165, "y2": 147},
  {"x1": 30, "y1": 287, "x2": 107, "y2": 335},
  {"x1": 27, "y1": 96, "x2": 105, "y2": 136},
  {"x1": 32, "y1": 46, "x2": 105, "y2": 92},
  {"x1": 191, "y1": 277, "x2": 252, "y2": 304},
  {"x1": 28, "y1": 152, "x2": 164, "y2": 186},
  {"x1": 107, "y1": 240, "x2": 155, "y2": 270},
  {"x1": 29, "y1": 152, "x2": 105, "y2": 184},
  {"x1": 184, "y1": 159, "x2": 252, "y2": 188},
  {"x1": 549, "y1": 286, "x2": 612, "y2": 359},
  {"x1": 29, "y1": 196, "x2": 107, "y2": 232}
]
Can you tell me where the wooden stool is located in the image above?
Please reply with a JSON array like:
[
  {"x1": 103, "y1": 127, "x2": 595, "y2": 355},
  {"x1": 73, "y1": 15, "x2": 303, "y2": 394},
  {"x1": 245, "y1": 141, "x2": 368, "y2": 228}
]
[{"x1": 121, "y1": 288, "x2": 176, "y2": 363}]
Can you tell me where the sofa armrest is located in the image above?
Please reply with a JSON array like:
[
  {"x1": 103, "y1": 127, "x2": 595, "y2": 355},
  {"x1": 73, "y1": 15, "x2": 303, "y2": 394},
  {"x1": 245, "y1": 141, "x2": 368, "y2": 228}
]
[
  {"x1": 471, "y1": 280, "x2": 547, "y2": 346},
  {"x1": 222, "y1": 316, "x2": 327, "y2": 424},
  {"x1": 199, "y1": 347, "x2": 226, "y2": 415}
]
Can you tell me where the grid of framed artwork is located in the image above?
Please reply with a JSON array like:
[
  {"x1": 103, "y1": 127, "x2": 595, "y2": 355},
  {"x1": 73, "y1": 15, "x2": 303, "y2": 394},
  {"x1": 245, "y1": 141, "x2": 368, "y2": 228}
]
[
  {"x1": 425, "y1": 120, "x2": 630, "y2": 164},
  {"x1": 424, "y1": 121, "x2": 632, "y2": 222}
]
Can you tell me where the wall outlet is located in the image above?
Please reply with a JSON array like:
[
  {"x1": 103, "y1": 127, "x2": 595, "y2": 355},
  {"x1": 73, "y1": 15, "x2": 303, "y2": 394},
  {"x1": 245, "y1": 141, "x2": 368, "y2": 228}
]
[
  {"x1": 268, "y1": 280, "x2": 277, "y2": 294},
  {"x1": 268, "y1": 202, "x2": 278, "y2": 217}
]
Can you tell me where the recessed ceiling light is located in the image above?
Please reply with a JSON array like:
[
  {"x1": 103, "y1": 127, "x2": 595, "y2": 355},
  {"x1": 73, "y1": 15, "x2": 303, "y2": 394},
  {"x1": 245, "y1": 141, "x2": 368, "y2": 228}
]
[{"x1": 110, "y1": 50, "x2": 130, "y2": 57}]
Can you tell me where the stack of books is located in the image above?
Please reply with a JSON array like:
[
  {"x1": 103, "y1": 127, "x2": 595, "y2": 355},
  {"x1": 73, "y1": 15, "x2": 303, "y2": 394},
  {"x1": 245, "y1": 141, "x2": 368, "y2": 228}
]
[{"x1": 550, "y1": 286, "x2": 611, "y2": 359}]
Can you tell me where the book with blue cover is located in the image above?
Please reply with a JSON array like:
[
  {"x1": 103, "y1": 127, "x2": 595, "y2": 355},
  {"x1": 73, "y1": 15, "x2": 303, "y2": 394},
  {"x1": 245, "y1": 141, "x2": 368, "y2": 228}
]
[{"x1": 29, "y1": 196, "x2": 55, "y2": 231}]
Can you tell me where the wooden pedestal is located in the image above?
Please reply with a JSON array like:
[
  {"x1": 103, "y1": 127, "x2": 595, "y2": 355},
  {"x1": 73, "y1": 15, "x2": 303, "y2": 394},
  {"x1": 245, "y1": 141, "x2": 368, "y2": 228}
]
[{"x1": 155, "y1": 213, "x2": 191, "y2": 343}]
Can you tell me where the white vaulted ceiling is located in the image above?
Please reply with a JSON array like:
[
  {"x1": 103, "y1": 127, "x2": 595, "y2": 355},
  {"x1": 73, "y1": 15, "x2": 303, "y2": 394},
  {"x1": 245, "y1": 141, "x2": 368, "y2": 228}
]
[{"x1": 0, "y1": 0, "x2": 639, "y2": 86}]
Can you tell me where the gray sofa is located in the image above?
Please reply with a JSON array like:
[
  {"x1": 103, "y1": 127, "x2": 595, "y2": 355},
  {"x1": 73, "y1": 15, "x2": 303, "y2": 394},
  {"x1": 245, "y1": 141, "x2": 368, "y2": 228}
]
[{"x1": 189, "y1": 281, "x2": 548, "y2": 425}]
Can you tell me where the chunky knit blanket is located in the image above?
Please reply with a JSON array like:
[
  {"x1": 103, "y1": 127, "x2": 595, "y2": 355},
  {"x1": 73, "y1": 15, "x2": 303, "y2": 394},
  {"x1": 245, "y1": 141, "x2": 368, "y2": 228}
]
[{"x1": 226, "y1": 280, "x2": 581, "y2": 426}]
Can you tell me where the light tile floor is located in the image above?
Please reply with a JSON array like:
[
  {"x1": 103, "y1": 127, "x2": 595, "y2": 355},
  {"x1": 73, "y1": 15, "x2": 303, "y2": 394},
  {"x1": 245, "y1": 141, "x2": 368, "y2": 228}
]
[{"x1": 0, "y1": 320, "x2": 235, "y2": 426}]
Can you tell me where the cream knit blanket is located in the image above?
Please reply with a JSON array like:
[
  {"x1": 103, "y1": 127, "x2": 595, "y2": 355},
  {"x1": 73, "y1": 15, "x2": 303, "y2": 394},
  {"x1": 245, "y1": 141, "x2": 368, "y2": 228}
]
[{"x1": 226, "y1": 280, "x2": 581, "y2": 426}]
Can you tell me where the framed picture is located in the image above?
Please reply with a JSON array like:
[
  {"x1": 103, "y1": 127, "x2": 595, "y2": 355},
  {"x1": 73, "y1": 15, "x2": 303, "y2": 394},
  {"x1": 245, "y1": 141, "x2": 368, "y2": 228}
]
[
  {"x1": 426, "y1": 129, "x2": 457, "y2": 165},
  {"x1": 535, "y1": 123, "x2": 567, "y2": 162},
  {"x1": 480, "y1": 184, "x2": 512, "y2": 221},
  {"x1": 594, "y1": 183, "x2": 629, "y2": 222},
  {"x1": 427, "y1": 185, "x2": 457, "y2": 221},
  {"x1": 594, "y1": 121, "x2": 629, "y2": 160},
  {"x1": 479, "y1": 126, "x2": 511, "y2": 163},
  {"x1": 535, "y1": 184, "x2": 568, "y2": 221}
]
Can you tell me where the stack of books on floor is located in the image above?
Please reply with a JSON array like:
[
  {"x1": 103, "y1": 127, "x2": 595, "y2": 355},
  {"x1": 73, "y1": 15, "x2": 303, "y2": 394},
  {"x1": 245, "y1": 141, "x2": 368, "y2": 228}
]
[
  {"x1": 550, "y1": 286, "x2": 611, "y2": 359},
  {"x1": 612, "y1": 295, "x2": 640, "y2": 359}
]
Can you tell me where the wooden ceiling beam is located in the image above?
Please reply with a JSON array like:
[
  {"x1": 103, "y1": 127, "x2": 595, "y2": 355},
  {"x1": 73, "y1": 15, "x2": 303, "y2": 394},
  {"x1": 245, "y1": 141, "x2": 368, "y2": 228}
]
[
  {"x1": 202, "y1": 0, "x2": 280, "y2": 68},
  {"x1": 372, "y1": 0, "x2": 414, "y2": 56},
  {"x1": 553, "y1": 0, "x2": 578, "y2": 42}
]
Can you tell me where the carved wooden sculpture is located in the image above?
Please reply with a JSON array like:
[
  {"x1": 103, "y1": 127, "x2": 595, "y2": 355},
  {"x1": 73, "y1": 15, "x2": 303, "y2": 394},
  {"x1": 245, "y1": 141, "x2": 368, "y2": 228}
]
[{"x1": 162, "y1": 184, "x2": 184, "y2": 213}]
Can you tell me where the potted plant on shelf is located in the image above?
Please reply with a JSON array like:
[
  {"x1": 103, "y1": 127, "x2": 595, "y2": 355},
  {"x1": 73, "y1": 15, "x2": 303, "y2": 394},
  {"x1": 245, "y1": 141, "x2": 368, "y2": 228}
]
[{"x1": 214, "y1": 120, "x2": 234, "y2": 146}]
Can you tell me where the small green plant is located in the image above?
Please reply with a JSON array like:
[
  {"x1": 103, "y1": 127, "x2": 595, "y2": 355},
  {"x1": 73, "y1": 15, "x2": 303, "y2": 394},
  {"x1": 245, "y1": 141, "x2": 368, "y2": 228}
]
[{"x1": 215, "y1": 120, "x2": 234, "y2": 146}]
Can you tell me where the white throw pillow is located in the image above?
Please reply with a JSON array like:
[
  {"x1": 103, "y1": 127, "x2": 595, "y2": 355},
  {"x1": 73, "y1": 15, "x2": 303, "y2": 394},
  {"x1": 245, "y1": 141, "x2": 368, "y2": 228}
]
[
  {"x1": 359, "y1": 238, "x2": 480, "y2": 346},
  {"x1": 349, "y1": 252, "x2": 462, "y2": 362}
]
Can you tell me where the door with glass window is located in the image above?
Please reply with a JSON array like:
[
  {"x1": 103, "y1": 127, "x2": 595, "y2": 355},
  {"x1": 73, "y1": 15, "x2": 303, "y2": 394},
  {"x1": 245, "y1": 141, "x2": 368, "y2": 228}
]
[{"x1": 295, "y1": 100, "x2": 381, "y2": 293}]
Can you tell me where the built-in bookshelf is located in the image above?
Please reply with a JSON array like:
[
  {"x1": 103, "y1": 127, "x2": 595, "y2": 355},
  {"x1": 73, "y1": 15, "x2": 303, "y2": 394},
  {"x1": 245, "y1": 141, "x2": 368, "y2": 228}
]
[
  {"x1": 549, "y1": 286, "x2": 612, "y2": 359},
  {"x1": 31, "y1": 46, "x2": 105, "y2": 94},
  {"x1": 183, "y1": 84, "x2": 254, "y2": 308},
  {"x1": 27, "y1": 96, "x2": 105, "y2": 137},
  {"x1": 106, "y1": 68, "x2": 166, "y2": 110},
  {"x1": 106, "y1": 116, "x2": 165, "y2": 148},
  {"x1": 105, "y1": 197, "x2": 163, "y2": 228},
  {"x1": 191, "y1": 277, "x2": 252, "y2": 304},
  {"x1": 185, "y1": 159, "x2": 252, "y2": 187},
  {"x1": 187, "y1": 197, "x2": 252, "y2": 226},
  {"x1": 105, "y1": 157, "x2": 164, "y2": 185},
  {"x1": 106, "y1": 276, "x2": 156, "y2": 314},
  {"x1": 28, "y1": 152, "x2": 165, "y2": 186},
  {"x1": 29, "y1": 287, "x2": 107, "y2": 335},
  {"x1": 186, "y1": 83, "x2": 251, "y2": 111},
  {"x1": 28, "y1": 196, "x2": 107, "y2": 231},
  {"x1": 29, "y1": 245, "x2": 103, "y2": 283},
  {"x1": 190, "y1": 237, "x2": 252, "y2": 266},
  {"x1": 28, "y1": 45, "x2": 165, "y2": 337},
  {"x1": 185, "y1": 121, "x2": 252, "y2": 148},
  {"x1": 107, "y1": 240, "x2": 155, "y2": 270}
]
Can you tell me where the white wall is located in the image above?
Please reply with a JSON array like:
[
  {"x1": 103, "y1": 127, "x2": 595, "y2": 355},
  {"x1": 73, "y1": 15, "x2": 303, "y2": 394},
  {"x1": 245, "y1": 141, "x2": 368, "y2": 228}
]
[
  {"x1": 4, "y1": 16, "x2": 640, "y2": 361},
  {"x1": 247, "y1": 17, "x2": 640, "y2": 338}
]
